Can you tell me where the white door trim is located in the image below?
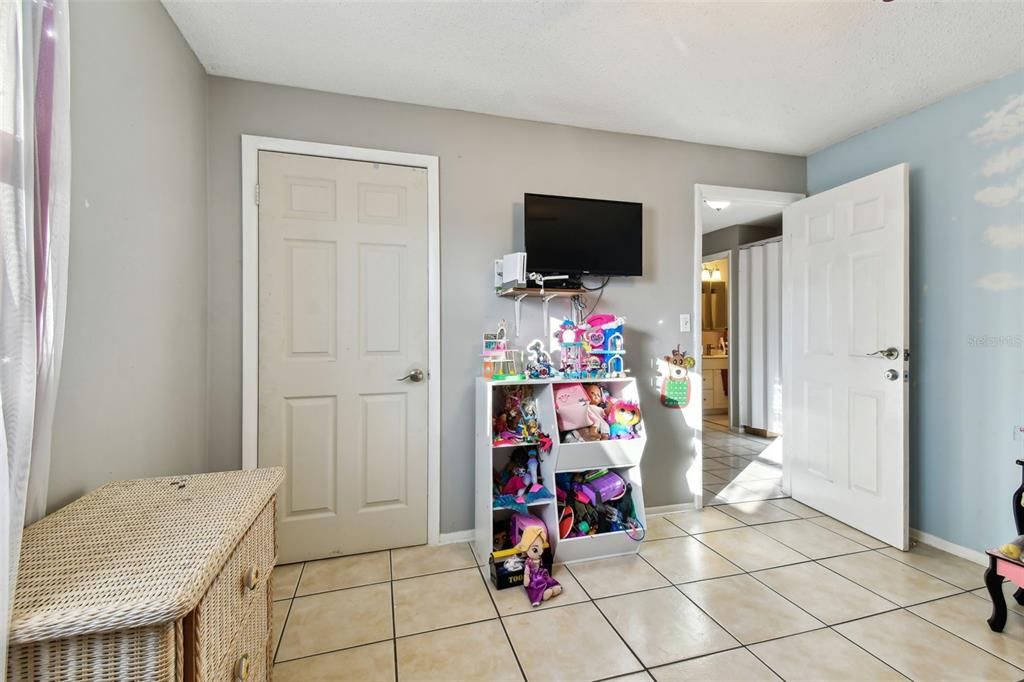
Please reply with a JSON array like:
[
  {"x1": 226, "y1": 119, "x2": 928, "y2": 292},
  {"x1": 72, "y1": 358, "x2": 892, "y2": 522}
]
[
  {"x1": 241, "y1": 134, "x2": 442, "y2": 546},
  {"x1": 693, "y1": 184, "x2": 804, "y2": 501}
]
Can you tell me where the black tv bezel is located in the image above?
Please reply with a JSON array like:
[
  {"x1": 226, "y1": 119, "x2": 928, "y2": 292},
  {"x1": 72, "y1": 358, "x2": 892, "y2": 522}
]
[{"x1": 524, "y1": 192, "x2": 643, "y2": 277}]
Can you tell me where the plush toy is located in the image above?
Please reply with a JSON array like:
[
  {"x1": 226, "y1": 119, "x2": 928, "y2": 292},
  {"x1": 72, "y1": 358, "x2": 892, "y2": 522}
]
[
  {"x1": 999, "y1": 535, "x2": 1024, "y2": 561},
  {"x1": 514, "y1": 525, "x2": 562, "y2": 607},
  {"x1": 607, "y1": 400, "x2": 641, "y2": 439},
  {"x1": 659, "y1": 347, "x2": 695, "y2": 408}
]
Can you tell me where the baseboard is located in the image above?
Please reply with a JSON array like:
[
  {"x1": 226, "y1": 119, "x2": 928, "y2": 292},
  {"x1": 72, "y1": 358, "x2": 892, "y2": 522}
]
[
  {"x1": 910, "y1": 528, "x2": 987, "y2": 566},
  {"x1": 646, "y1": 502, "x2": 698, "y2": 516},
  {"x1": 437, "y1": 529, "x2": 475, "y2": 545}
]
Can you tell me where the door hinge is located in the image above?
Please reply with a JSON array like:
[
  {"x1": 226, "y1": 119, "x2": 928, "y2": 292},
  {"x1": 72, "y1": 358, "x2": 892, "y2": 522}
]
[{"x1": 254, "y1": 183, "x2": 261, "y2": 206}]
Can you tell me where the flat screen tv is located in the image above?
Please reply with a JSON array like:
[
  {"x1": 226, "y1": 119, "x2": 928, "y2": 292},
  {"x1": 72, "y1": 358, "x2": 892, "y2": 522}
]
[{"x1": 525, "y1": 193, "x2": 643, "y2": 277}]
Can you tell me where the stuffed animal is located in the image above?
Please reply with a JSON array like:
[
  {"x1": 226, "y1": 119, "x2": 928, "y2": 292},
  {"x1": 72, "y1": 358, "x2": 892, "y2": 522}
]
[
  {"x1": 999, "y1": 535, "x2": 1024, "y2": 561},
  {"x1": 607, "y1": 400, "x2": 641, "y2": 439}
]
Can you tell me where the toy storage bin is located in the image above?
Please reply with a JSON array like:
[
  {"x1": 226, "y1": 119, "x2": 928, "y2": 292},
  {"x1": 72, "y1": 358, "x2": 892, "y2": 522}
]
[
  {"x1": 554, "y1": 465, "x2": 646, "y2": 563},
  {"x1": 555, "y1": 378, "x2": 646, "y2": 471}
]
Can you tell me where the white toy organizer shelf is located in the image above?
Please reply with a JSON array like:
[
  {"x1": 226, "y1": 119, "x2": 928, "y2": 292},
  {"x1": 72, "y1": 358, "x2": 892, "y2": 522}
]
[{"x1": 475, "y1": 376, "x2": 647, "y2": 565}]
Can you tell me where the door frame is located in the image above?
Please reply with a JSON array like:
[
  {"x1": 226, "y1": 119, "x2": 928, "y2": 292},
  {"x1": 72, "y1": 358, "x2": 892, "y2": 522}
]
[
  {"x1": 701, "y1": 248, "x2": 732, "y2": 424},
  {"x1": 240, "y1": 134, "x2": 442, "y2": 546},
  {"x1": 693, "y1": 184, "x2": 804, "y2": 501}
]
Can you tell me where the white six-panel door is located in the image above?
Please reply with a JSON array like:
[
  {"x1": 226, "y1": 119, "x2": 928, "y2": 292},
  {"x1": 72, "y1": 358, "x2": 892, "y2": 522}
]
[
  {"x1": 258, "y1": 151, "x2": 429, "y2": 562},
  {"x1": 782, "y1": 163, "x2": 910, "y2": 550}
]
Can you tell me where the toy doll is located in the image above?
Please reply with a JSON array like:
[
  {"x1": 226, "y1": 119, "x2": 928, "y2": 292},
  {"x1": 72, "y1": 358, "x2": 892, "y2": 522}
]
[
  {"x1": 584, "y1": 384, "x2": 610, "y2": 440},
  {"x1": 514, "y1": 525, "x2": 562, "y2": 607},
  {"x1": 607, "y1": 400, "x2": 641, "y2": 439}
]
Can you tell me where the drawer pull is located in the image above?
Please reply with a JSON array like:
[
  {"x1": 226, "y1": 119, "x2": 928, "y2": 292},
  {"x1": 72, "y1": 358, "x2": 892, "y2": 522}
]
[
  {"x1": 235, "y1": 653, "x2": 251, "y2": 680},
  {"x1": 244, "y1": 566, "x2": 260, "y2": 591}
]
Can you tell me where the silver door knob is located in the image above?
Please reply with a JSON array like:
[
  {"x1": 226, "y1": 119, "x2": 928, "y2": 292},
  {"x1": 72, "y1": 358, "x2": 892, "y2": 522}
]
[
  {"x1": 397, "y1": 369, "x2": 425, "y2": 383},
  {"x1": 884, "y1": 369, "x2": 900, "y2": 381},
  {"x1": 868, "y1": 347, "x2": 900, "y2": 360}
]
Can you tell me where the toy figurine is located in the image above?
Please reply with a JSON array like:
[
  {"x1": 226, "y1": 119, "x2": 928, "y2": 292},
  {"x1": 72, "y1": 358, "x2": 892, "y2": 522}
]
[
  {"x1": 607, "y1": 399, "x2": 641, "y2": 439},
  {"x1": 525, "y1": 339, "x2": 555, "y2": 379},
  {"x1": 514, "y1": 525, "x2": 562, "y2": 607}
]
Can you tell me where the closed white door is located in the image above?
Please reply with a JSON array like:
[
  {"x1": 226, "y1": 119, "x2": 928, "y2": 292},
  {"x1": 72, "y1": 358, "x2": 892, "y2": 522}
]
[
  {"x1": 782, "y1": 163, "x2": 909, "y2": 550},
  {"x1": 258, "y1": 151, "x2": 429, "y2": 562}
]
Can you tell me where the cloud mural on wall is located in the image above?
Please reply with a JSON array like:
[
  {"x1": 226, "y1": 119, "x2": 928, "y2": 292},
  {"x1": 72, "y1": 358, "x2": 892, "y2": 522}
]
[
  {"x1": 981, "y1": 146, "x2": 1024, "y2": 176},
  {"x1": 973, "y1": 181, "x2": 1021, "y2": 207},
  {"x1": 973, "y1": 91, "x2": 1024, "y2": 294},
  {"x1": 983, "y1": 223, "x2": 1024, "y2": 249},
  {"x1": 969, "y1": 93, "x2": 1024, "y2": 145},
  {"x1": 976, "y1": 271, "x2": 1024, "y2": 291}
]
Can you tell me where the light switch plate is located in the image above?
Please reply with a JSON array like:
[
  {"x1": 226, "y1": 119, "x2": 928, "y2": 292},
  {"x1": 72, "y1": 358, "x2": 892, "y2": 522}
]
[{"x1": 680, "y1": 314, "x2": 691, "y2": 332}]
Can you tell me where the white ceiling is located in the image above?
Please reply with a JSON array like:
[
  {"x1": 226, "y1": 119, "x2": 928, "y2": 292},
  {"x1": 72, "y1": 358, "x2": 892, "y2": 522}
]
[{"x1": 163, "y1": 1, "x2": 1024, "y2": 155}]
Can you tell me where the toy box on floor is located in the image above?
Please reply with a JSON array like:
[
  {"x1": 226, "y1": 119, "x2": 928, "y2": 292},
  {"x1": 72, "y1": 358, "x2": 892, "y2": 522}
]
[{"x1": 490, "y1": 512, "x2": 560, "y2": 607}]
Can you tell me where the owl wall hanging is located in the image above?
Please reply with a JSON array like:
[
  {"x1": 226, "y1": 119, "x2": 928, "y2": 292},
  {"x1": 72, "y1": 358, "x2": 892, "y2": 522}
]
[{"x1": 658, "y1": 346, "x2": 695, "y2": 408}]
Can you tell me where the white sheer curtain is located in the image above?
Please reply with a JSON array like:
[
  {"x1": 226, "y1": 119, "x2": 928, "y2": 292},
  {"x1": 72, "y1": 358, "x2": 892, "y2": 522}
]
[
  {"x1": 0, "y1": 0, "x2": 70, "y2": 674},
  {"x1": 737, "y1": 240, "x2": 784, "y2": 435}
]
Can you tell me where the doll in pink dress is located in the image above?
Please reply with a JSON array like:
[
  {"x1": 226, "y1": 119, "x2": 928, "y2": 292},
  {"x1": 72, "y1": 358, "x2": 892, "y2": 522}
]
[{"x1": 515, "y1": 525, "x2": 562, "y2": 607}]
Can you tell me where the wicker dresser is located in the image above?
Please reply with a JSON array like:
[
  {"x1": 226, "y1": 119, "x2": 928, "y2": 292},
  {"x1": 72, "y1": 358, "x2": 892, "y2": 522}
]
[{"x1": 7, "y1": 468, "x2": 285, "y2": 682}]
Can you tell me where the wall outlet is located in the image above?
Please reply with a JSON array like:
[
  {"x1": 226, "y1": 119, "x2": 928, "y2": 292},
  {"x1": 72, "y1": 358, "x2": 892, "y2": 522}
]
[{"x1": 680, "y1": 314, "x2": 691, "y2": 333}]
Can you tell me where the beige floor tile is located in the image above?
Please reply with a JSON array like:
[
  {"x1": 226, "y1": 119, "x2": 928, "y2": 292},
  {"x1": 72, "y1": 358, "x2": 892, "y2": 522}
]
[
  {"x1": 276, "y1": 582, "x2": 393, "y2": 661},
  {"x1": 750, "y1": 629, "x2": 905, "y2": 681},
  {"x1": 911, "y1": 592, "x2": 1024, "y2": 669},
  {"x1": 568, "y1": 554, "x2": 669, "y2": 598},
  {"x1": 715, "y1": 443, "x2": 760, "y2": 455},
  {"x1": 753, "y1": 561, "x2": 897, "y2": 625},
  {"x1": 274, "y1": 641, "x2": 395, "y2": 682},
  {"x1": 271, "y1": 600, "x2": 289, "y2": 660},
  {"x1": 836, "y1": 609, "x2": 1024, "y2": 681},
  {"x1": 702, "y1": 470, "x2": 728, "y2": 484},
  {"x1": 702, "y1": 459, "x2": 732, "y2": 472},
  {"x1": 731, "y1": 462, "x2": 782, "y2": 481},
  {"x1": 645, "y1": 515, "x2": 688, "y2": 540},
  {"x1": 695, "y1": 527, "x2": 808, "y2": 572},
  {"x1": 972, "y1": 581, "x2": 1024, "y2": 616},
  {"x1": 297, "y1": 551, "x2": 391, "y2": 596},
  {"x1": 755, "y1": 519, "x2": 869, "y2": 559},
  {"x1": 663, "y1": 507, "x2": 744, "y2": 534},
  {"x1": 819, "y1": 551, "x2": 960, "y2": 606},
  {"x1": 650, "y1": 647, "x2": 780, "y2": 681},
  {"x1": 679, "y1": 574, "x2": 823, "y2": 644},
  {"x1": 396, "y1": 619, "x2": 523, "y2": 682},
  {"x1": 271, "y1": 563, "x2": 302, "y2": 601},
  {"x1": 767, "y1": 498, "x2": 822, "y2": 518},
  {"x1": 807, "y1": 515, "x2": 888, "y2": 549},
  {"x1": 607, "y1": 673, "x2": 654, "y2": 682},
  {"x1": 717, "y1": 500, "x2": 798, "y2": 525},
  {"x1": 595, "y1": 587, "x2": 738, "y2": 667},
  {"x1": 704, "y1": 485, "x2": 767, "y2": 505},
  {"x1": 391, "y1": 542, "x2": 476, "y2": 579},
  {"x1": 481, "y1": 563, "x2": 588, "y2": 616},
  {"x1": 879, "y1": 543, "x2": 986, "y2": 590},
  {"x1": 393, "y1": 567, "x2": 495, "y2": 636},
  {"x1": 707, "y1": 455, "x2": 753, "y2": 469},
  {"x1": 504, "y1": 602, "x2": 642, "y2": 681},
  {"x1": 639, "y1": 536, "x2": 742, "y2": 584}
]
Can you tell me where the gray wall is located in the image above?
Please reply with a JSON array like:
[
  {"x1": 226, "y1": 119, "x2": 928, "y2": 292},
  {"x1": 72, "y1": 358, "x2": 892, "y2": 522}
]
[
  {"x1": 47, "y1": 0, "x2": 208, "y2": 511},
  {"x1": 206, "y1": 77, "x2": 805, "y2": 532}
]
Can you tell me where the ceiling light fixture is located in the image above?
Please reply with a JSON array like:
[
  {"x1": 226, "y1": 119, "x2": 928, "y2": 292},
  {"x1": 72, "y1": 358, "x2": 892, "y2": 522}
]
[{"x1": 704, "y1": 200, "x2": 730, "y2": 211}]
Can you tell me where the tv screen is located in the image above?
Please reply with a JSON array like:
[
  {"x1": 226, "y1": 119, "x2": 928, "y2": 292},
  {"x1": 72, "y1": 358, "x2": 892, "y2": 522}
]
[{"x1": 525, "y1": 193, "x2": 643, "y2": 276}]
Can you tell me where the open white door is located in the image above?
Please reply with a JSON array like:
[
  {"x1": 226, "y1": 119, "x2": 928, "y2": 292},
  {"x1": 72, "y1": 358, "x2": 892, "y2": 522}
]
[{"x1": 782, "y1": 163, "x2": 909, "y2": 550}]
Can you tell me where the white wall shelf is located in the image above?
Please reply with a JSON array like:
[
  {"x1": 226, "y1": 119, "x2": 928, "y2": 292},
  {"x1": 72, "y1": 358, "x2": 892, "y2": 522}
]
[{"x1": 475, "y1": 377, "x2": 647, "y2": 566}]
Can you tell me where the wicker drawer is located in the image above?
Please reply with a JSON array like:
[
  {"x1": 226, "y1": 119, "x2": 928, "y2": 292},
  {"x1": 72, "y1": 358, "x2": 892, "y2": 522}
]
[
  {"x1": 221, "y1": 593, "x2": 270, "y2": 682},
  {"x1": 193, "y1": 501, "x2": 275, "y2": 680}
]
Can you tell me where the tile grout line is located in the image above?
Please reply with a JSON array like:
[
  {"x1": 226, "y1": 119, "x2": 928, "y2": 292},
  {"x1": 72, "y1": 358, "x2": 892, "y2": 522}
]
[
  {"x1": 389, "y1": 551, "x2": 398, "y2": 682},
  {"x1": 898, "y1": 603, "x2": 1024, "y2": 672},
  {"x1": 474, "y1": 559, "x2": 529, "y2": 682},
  {"x1": 273, "y1": 560, "x2": 306, "y2": 665}
]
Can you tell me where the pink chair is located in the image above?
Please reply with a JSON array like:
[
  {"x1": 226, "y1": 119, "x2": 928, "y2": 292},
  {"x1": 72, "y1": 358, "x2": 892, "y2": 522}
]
[{"x1": 985, "y1": 458, "x2": 1024, "y2": 632}]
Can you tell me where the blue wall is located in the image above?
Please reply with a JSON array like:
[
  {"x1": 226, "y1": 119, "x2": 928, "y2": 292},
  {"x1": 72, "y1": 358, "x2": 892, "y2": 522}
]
[{"x1": 808, "y1": 70, "x2": 1024, "y2": 553}]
